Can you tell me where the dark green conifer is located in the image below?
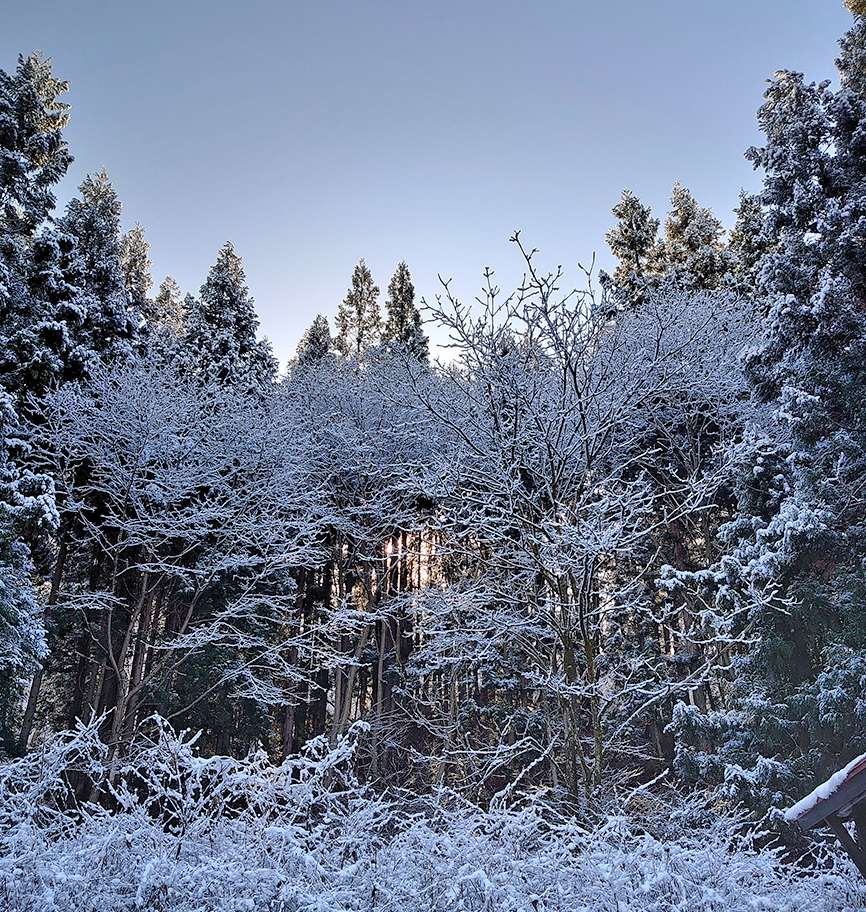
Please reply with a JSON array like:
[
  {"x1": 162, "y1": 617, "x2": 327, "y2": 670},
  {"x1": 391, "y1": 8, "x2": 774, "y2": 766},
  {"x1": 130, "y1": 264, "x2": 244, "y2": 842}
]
[
  {"x1": 295, "y1": 314, "x2": 333, "y2": 366},
  {"x1": 383, "y1": 261, "x2": 428, "y2": 360},
  {"x1": 604, "y1": 190, "x2": 661, "y2": 307},
  {"x1": 335, "y1": 259, "x2": 381, "y2": 355},
  {"x1": 180, "y1": 241, "x2": 277, "y2": 389},
  {"x1": 120, "y1": 221, "x2": 153, "y2": 319},
  {"x1": 0, "y1": 52, "x2": 72, "y2": 238}
]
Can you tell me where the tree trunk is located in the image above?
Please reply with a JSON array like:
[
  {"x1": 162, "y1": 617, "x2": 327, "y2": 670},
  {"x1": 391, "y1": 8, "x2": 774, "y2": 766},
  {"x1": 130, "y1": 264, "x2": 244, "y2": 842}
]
[{"x1": 17, "y1": 532, "x2": 68, "y2": 752}]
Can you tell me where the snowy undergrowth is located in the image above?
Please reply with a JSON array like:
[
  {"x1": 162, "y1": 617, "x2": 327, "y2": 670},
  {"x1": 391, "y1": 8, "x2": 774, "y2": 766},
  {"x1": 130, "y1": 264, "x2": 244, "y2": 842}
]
[{"x1": 1, "y1": 719, "x2": 863, "y2": 912}]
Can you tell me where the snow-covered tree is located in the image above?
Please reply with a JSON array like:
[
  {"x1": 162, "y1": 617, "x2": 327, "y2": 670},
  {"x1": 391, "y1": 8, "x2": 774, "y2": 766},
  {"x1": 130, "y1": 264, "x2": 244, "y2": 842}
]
[
  {"x1": 410, "y1": 238, "x2": 752, "y2": 800},
  {"x1": 0, "y1": 392, "x2": 56, "y2": 751},
  {"x1": 0, "y1": 52, "x2": 71, "y2": 239},
  {"x1": 179, "y1": 241, "x2": 277, "y2": 390},
  {"x1": 149, "y1": 275, "x2": 184, "y2": 332},
  {"x1": 605, "y1": 184, "x2": 733, "y2": 307},
  {"x1": 383, "y1": 261, "x2": 428, "y2": 359},
  {"x1": 665, "y1": 5, "x2": 866, "y2": 812},
  {"x1": 294, "y1": 314, "x2": 333, "y2": 367},
  {"x1": 658, "y1": 182, "x2": 732, "y2": 289},
  {"x1": 24, "y1": 361, "x2": 317, "y2": 756},
  {"x1": 742, "y1": 10, "x2": 866, "y2": 688},
  {"x1": 119, "y1": 220, "x2": 152, "y2": 319},
  {"x1": 56, "y1": 169, "x2": 139, "y2": 374},
  {"x1": 603, "y1": 189, "x2": 660, "y2": 307},
  {"x1": 335, "y1": 259, "x2": 381, "y2": 355},
  {"x1": 729, "y1": 190, "x2": 767, "y2": 287},
  {"x1": 279, "y1": 351, "x2": 433, "y2": 762},
  {"x1": 0, "y1": 53, "x2": 73, "y2": 404}
]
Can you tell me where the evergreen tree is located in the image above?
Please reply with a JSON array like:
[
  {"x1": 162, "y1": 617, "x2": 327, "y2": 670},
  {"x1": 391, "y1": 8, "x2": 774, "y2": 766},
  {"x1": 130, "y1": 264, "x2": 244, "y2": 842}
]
[
  {"x1": 139, "y1": 276, "x2": 185, "y2": 369},
  {"x1": 728, "y1": 190, "x2": 767, "y2": 286},
  {"x1": 606, "y1": 184, "x2": 734, "y2": 304},
  {"x1": 119, "y1": 221, "x2": 152, "y2": 319},
  {"x1": 150, "y1": 276, "x2": 185, "y2": 333},
  {"x1": 383, "y1": 261, "x2": 428, "y2": 359},
  {"x1": 0, "y1": 62, "x2": 143, "y2": 402},
  {"x1": 335, "y1": 259, "x2": 381, "y2": 355},
  {"x1": 0, "y1": 391, "x2": 56, "y2": 750},
  {"x1": 57, "y1": 169, "x2": 139, "y2": 373},
  {"x1": 0, "y1": 53, "x2": 72, "y2": 238},
  {"x1": 180, "y1": 241, "x2": 277, "y2": 389},
  {"x1": 658, "y1": 182, "x2": 732, "y2": 288},
  {"x1": 670, "y1": 5, "x2": 866, "y2": 809},
  {"x1": 604, "y1": 190, "x2": 660, "y2": 307},
  {"x1": 0, "y1": 221, "x2": 71, "y2": 402},
  {"x1": 295, "y1": 314, "x2": 333, "y2": 366},
  {"x1": 0, "y1": 53, "x2": 73, "y2": 403},
  {"x1": 846, "y1": 1, "x2": 866, "y2": 25}
]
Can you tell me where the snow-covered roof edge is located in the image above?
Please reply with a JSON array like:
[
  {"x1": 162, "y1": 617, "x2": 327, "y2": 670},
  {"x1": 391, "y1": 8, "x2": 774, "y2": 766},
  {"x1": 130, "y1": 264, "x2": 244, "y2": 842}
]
[{"x1": 785, "y1": 751, "x2": 866, "y2": 823}]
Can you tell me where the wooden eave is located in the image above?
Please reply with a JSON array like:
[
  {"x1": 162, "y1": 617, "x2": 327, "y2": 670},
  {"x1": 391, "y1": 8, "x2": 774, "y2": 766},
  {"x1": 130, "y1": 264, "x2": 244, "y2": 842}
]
[
  {"x1": 792, "y1": 757, "x2": 866, "y2": 829},
  {"x1": 789, "y1": 756, "x2": 866, "y2": 880}
]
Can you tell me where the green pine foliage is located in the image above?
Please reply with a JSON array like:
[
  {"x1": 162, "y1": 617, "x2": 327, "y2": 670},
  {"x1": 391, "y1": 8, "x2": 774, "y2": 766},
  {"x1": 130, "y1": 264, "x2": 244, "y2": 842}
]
[
  {"x1": 0, "y1": 52, "x2": 72, "y2": 238},
  {"x1": 119, "y1": 221, "x2": 153, "y2": 319},
  {"x1": 335, "y1": 259, "x2": 382, "y2": 355},
  {"x1": 180, "y1": 241, "x2": 277, "y2": 389},
  {"x1": 383, "y1": 261, "x2": 428, "y2": 360},
  {"x1": 295, "y1": 314, "x2": 333, "y2": 367},
  {"x1": 603, "y1": 189, "x2": 661, "y2": 307}
]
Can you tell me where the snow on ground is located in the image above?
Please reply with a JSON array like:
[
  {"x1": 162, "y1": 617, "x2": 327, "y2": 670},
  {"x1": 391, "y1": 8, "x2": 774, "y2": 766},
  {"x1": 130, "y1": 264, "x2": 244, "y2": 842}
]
[{"x1": 2, "y1": 718, "x2": 865, "y2": 911}]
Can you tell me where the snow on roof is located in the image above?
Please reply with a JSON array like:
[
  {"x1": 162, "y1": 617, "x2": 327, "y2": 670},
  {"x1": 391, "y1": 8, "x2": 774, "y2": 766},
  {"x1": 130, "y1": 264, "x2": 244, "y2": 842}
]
[{"x1": 785, "y1": 751, "x2": 866, "y2": 823}]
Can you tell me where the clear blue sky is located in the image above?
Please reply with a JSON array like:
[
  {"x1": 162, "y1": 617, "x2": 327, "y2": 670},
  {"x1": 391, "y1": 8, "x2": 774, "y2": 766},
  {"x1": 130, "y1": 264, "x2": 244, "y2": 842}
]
[{"x1": 1, "y1": 0, "x2": 855, "y2": 367}]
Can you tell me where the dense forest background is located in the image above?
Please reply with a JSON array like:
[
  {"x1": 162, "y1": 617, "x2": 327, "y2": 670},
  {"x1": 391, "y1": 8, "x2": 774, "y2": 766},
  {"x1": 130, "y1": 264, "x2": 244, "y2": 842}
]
[{"x1": 4, "y1": 3, "x2": 866, "y2": 909}]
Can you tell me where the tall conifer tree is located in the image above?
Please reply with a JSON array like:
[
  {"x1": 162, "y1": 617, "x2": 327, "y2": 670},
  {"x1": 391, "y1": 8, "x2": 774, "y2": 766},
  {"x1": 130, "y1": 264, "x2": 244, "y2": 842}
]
[
  {"x1": 383, "y1": 261, "x2": 428, "y2": 360},
  {"x1": 0, "y1": 52, "x2": 72, "y2": 238},
  {"x1": 0, "y1": 53, "x2": 73, "y2": 402},
  {"x1": 150, "y1": 276, "x2": 185, "y2": 333},
  {"x1": 295, "y1": 314, "x2": 333, "y2": 366},
  {"x1": 604, "y1": 190, "x2": 661, "y2": 307},
  {"x1": 120, "y1": 221, "x2": 153, "y2": 319},
  {"x1": 335, "y1": 259, "x2": 381, "y2": 356},
  {"x1": 670, "y1": 4, "x2": 866, "y2": 807},
  {"x1": 659, "y1": 182, "x2": 731, "y2": 288},
  {"x1": 180, "y1": 241, "x2": 276, "y2": 389},
  {"x1": 57, "y1": 169, "x2": 139, "y2": 369}
]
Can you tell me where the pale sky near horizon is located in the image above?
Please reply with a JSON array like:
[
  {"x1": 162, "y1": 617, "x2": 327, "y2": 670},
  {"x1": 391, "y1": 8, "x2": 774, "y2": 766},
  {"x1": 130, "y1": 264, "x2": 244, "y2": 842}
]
[{"x1": 1, "y1": 1, "x2": 855, "y2": 368}]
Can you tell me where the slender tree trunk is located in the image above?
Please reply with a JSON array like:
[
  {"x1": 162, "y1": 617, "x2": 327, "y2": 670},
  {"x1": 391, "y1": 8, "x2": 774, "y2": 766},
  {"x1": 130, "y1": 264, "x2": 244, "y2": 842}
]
[
  {"x1": 121, "y1": 582, "x2": 156, "y2": 745},
  {"x1": 17, "y1": 532, "x2": 68, "y2": 752},
  {"x1": 331, "y1": 623, "x2": 372, "y2": 743},
  {"x1": 107, "y1": 569, "x2": 152, "y2": 764}
]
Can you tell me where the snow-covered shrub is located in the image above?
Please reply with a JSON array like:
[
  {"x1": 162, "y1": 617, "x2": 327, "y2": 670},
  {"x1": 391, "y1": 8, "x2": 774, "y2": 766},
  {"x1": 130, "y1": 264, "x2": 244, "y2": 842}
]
[{"x1": 1, "y1": 717, "x2": 864, "y2": 911}]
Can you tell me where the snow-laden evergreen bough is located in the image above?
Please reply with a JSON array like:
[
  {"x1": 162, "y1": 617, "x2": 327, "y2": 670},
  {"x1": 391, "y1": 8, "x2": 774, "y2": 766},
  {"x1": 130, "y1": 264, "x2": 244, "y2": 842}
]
[{"x1": 1, "y1": 718, "x2": 862, "y2": 912}]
